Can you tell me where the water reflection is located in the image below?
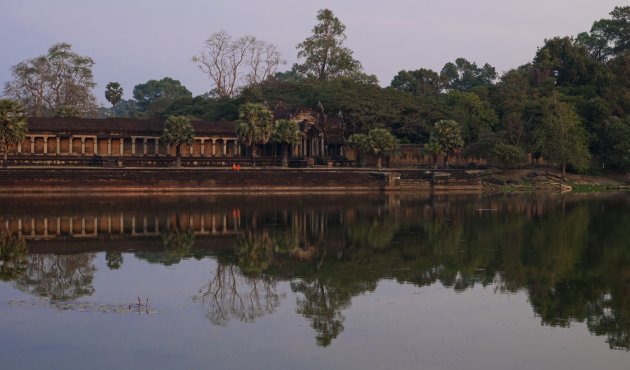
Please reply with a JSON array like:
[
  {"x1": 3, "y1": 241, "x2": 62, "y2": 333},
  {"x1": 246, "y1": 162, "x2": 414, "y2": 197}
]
[
  {"x1": 194, "y1": 264, "x2": 281, "y2": 326},
  {"x1": 14, "y1": 253, "x2": 96, "y2": 301},
  {"x1": 1, "y1": 194, "x2": 630, "y2": 350},
  {"x1": 0, "y1": 231, "x2": 27, "y2": 281}
]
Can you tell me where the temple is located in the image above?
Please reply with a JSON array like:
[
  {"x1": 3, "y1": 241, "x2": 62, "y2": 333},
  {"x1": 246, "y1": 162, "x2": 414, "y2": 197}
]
[
  {"x1": 5, "y1": 107, "x2": 347, "y2": 167},
  {"x1": 4, "y1": 104, "x2": 490, "y2": 168}
]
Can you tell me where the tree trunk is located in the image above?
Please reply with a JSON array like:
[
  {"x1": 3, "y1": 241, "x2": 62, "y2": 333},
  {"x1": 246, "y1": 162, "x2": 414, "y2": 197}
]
[
  {"x1": 376, "y1": 155, "x2": 382, "y2": 170},
  {"x1": 175, "y1": 145, "x2": 181, "y2": 167},
  {"x1": 282, "y1": 143, "x2": 288, "y2": 168},
  {"x1": 251, "y1": 145, "x2": 257, "y2": 167}
]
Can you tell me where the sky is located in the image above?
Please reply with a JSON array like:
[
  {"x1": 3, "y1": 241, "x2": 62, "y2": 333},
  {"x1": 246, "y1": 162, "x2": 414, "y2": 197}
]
[{"x1": 0, "y1": 0, "x2": 624, "y2": 104}]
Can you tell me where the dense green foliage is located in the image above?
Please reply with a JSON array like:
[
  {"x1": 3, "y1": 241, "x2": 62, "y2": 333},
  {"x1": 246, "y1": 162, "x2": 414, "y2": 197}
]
[
  {"x1": 272, "y1": 119, "x2": 303, "y2": 167},
  {"x1": 428, "y1": 120, "x2": 464, "y2": 167},
  {"x1": 0, "y1": 99, "x2": 27, "y2": 167},
  {"x1": 236, "y1": 103, "x2": 274, "y2": 166},
  {"x1": 161, "y1": 115, "x2": 195, "y2": 167},
  {"x1": 133, "y1": 77, "x2": 193, "y2": 115},
  {"x1": 4, "y1": 43, "x2": 98, "y2": 117},
  {"x1": 295, "y1": 9, "x2": 367, "y2": 81}
]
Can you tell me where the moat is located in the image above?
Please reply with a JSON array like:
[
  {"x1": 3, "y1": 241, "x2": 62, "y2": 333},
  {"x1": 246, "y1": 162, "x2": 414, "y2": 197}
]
[{"x1": 1, "y1": 193, "x2": 630, "y2": 370}]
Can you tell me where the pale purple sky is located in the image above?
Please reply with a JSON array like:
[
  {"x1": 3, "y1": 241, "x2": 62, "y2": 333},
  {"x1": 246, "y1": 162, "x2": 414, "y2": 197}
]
[{"x1": 0, "y1": 0, "x2": 623, "y2": 104}]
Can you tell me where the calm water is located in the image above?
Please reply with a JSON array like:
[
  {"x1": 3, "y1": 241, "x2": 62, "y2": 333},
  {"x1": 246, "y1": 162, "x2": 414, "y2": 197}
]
[{"x1": 1, "y1": 193, "x2": 630, "y2": 370}]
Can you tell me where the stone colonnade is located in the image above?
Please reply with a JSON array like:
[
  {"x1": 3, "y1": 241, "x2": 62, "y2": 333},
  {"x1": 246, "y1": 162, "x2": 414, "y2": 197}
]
[{"x1": 10, "y1": 135, "x2": 240, "y2": 158}]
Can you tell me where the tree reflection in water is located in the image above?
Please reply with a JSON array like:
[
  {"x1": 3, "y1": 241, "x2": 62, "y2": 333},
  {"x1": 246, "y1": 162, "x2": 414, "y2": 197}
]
[
  {"x1": 105, "y1": 251, "x2": 123, "y2": 270},
  {"x1": 194, "y1": 264, "x2": 281, "y2": 326},
  {"x1": 0, "y1": 231, "x2": 28, "y2": 281},
  {"x1": 14, "y1": 253, "x2": 96, "y2": 301},
  {"x1": 135, "y1": 228, "x2": 195, "y2": 266}
]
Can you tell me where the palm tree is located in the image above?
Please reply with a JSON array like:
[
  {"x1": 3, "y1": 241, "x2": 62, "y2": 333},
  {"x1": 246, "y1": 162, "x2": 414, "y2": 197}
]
[
  {"x1": 272, "y1": 119, "x2": 303, "y2": 167},
  {"x1": 105, "y1": 82, "x2": 123, "y2": 117},
  {"x1": 423, "y1": 140, "x2": 444, "y2": 169},
  {"x1": 347, "y1": 133, "x2": 371, "y2": 167},
  {"x1": 161, "y1": 115, "x2": 195, "y2": 167},
  {"x1": 431, "y1": 120, "x2": 464, "y2": 168},
  {"x1": 368, "y1": 128, "x2": 399, "y2": 170},
  {"x1": 0, "y1": 99, "x2": 28, "y2": 168},
  {"x1": 236, "y1": 103, "x2": 273, "y2": 166}
]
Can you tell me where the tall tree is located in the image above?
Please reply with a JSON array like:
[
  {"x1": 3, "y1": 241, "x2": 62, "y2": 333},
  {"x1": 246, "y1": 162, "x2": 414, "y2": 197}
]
[
  {"x1": 578, "y1": 6, "x2": 630, "y2": 61},
  {"x1": 0, "y1": 100, "x2": 28, "y2": 168},
  {"x1": 295, "y1": 9, "x2": 364, "y2": 80},
  {"x1": 161, "y1": 115, "x2": 195, "y2": 167},
  {"x1": 3, "y1": 43, "x2": 97, "y2": 116},
  {"x1": 272, "y1": 119, "x2": 303, "y2": 167},
  {"x1": 54, "y1": 106, "x2": 81, "y2": 118},
  {"x1": 445, "y1": 91, "x2": 498, "y2": 143},
  {"x1": 105, "y1": 82, "x2": 123, "y2": 116},
  {"x1": 193, "y1": 31, "x2": 285, "y2": 99},
  {"x1": 440, "y1": 58, "x2": 497, "y2": 92},
  {"x1": 533, "y1": 37, "x2": 605, "y2": 89},
  {"x1": 390, "y1": 68, "x2": 442, "y2": 96},
  {"x1": 132, "y1": 77, "x2": 192, "y2": 112},
  {"x1": 534, "y1": 97, "x2": 591, "y2": 177},
  {"x1": 236, "y1": 103, "x2": 274, "y2": 166}
]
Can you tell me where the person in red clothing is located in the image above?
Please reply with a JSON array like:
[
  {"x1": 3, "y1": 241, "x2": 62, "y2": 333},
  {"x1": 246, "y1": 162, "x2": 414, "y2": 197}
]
[
  {"x1": 236, "y1": 164, "x2": 241, "y2": 172},
  {"x1": 232, "y1": 163, "x2": 237, "y2": 172}
]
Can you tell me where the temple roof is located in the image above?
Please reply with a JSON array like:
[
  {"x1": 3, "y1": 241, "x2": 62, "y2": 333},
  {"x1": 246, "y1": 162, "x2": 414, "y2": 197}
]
[
  {"x1": 26, "y1": 117, "x2": 236, "y2": 137},
  {"x1": 25, "y1": 115, "x2": 345, "y2": 143}
]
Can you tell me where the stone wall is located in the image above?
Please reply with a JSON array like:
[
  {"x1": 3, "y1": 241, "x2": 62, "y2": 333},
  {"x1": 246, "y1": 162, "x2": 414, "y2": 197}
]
[{"x1": 0, "y1": 168, "x2": 482, "y2": 193}]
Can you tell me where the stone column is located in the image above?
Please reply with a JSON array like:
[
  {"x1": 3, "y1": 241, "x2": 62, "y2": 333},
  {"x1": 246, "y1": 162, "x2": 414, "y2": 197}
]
[
  {"x1": 81, "y1": 137, "x2": 86, "y2": 155},
  {"x1": 200, "y1": 139, "x2": 205, "y2": 156},
  {"x1": 131, "y1": 138, "x2": 136, "y2": 155},
  {"x1": 211, "y1": 139, "x2": 216, "y2": 157},
  {"x1": 69, "y1": 136, "x2": 73, "y2": 155},
  {"x1": 17, "y1": 142, "x2": 22, "y2": 154},
  {"x1": 154, "y1": 139, "x2": 159, "y2": 156},
  {"x1": 223, "y1": 140, "x2": 227, "y2": 156},
  {"x1": 43, "y1": 137, "x2": 48, "y2": 154},
  {"x1": 30, "y1": 137, "x2": 35, "y2": 154},
  {"x1": 143, "y1": 138, "x2": 148, "y2": 156},
  {"x1": 56, "y1": 137, "x2": 61, "y2": 155},
  {"x1": 189, "y1": 141, "x2": 194, "y2": 156},
  {"x1": 94, "y1": 137, "x2": 98, "y2": 155},
  {"x1": 119, "y1": 138, "x2": 124, "y2": 156},
  {"x1": 107, "y1": 139, "x2": 112, "y2": 156},
  {"x1": 166, "y1": 143, "x2": 171, "y2": 156}
]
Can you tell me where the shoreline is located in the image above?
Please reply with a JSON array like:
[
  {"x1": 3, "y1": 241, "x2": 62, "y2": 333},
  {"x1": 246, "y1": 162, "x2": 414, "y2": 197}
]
[{"x1": 0, "y1": 167, "x2": 627, "y2": 194}]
